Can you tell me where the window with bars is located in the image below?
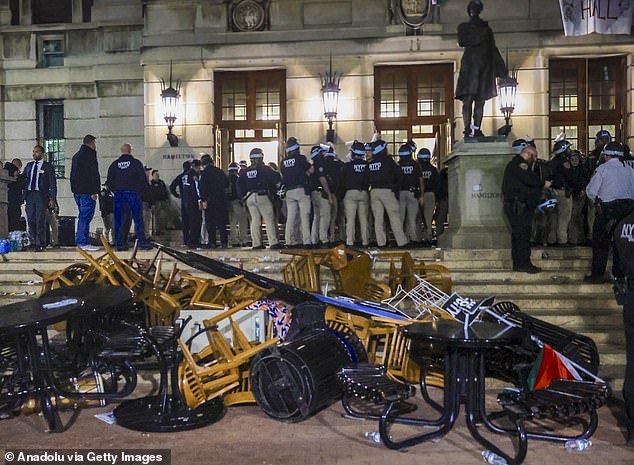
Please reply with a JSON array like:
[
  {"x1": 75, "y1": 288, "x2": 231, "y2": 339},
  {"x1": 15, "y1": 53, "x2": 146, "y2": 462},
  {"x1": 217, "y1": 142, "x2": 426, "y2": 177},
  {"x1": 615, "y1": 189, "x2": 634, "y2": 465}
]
[
  {"x1": 375, "y1": 64, "x2": 454, "y2": 162},
  {"x1": 37, "y1": 100, "x2": 65, "y2": 178},
  {"x1": 549, "y1": 57, "x2": 625, "y2": 155}
]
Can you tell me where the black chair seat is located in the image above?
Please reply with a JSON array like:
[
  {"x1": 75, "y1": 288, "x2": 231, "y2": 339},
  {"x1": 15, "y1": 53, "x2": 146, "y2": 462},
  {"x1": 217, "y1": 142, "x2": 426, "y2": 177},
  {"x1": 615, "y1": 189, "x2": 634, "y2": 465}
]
[
  {"x1": 497, "y1": 379, "x2": 610, "y2": 420},
  {"x1": 337, "y1": 364, "x2": 415, "y2": 404}
]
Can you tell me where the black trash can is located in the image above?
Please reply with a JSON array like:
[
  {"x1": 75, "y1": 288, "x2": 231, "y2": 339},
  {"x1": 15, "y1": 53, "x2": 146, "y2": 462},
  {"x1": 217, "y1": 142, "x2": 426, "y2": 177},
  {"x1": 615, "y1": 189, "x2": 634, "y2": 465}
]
[
  {"x1": 249, "y1": 327, "x2": 366, "y2": 422},
  {"x1": 58, "y1": 216, "x2": 76, "y2": 246}
]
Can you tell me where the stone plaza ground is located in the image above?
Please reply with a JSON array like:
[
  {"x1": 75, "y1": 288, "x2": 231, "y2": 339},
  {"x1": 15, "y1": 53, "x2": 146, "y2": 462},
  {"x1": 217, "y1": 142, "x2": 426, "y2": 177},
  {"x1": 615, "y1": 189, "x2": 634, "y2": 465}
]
[{"x1": 1, "y1": 387, "x2": 632, "y2": 465}]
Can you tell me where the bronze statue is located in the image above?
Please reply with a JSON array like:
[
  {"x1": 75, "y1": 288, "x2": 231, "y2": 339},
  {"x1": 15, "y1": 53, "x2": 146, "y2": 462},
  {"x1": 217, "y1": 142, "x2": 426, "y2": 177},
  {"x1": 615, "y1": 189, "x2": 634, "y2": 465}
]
[{"x1": 455, "y1": 0, "x2": 508, "y2": 138}]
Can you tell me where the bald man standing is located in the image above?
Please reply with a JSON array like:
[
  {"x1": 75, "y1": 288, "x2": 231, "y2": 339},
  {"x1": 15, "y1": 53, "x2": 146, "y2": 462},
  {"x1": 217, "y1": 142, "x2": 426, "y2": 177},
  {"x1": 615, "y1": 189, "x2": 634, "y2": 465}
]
[{"x1": 105, "y1": 144, "x2": 151, "y2": 251}]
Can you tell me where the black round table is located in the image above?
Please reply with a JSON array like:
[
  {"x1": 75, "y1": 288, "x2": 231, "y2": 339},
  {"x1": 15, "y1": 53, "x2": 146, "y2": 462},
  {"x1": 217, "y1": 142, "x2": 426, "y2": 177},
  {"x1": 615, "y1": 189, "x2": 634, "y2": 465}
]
[
  {"x1": 377, "y1": 319, "x2": 527, "y2": 464},
  {"x1": 0, "y1": 295, "x2": 83, "y2": 432}
]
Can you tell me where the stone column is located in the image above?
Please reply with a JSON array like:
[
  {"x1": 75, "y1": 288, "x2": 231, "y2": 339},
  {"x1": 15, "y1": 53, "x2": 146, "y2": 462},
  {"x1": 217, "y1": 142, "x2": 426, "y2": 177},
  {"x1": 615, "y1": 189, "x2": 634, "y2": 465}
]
[
  {"x1": 0, "y1": 170, "x2": 11, "y2": 237},
  {"x1": 438, "y1": 140, "x2": 513, "y2": 249}
]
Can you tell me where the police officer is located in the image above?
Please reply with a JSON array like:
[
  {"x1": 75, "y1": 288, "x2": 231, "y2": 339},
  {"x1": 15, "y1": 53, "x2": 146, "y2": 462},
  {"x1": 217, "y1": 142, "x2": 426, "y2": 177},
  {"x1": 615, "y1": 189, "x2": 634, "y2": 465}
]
[
  {"x1": 179, "y1": 159, "x2": 203, "y2": 249},
  {"x1": 397, "y1": 143, "x2": 423, "y2": 243},
  {"x1": 322, "y1": 146, "x2": 344, "y2": 244},
  {"x1": 226, "y1": 162, "x2": 250, "y2": 247},
  {"x1": 199, "y1": 155, "x2": 229, "y2": 248},
  {"x1": 502, "y1": 144, "x2": 552, "y2": 273},
  {"x1": 280, "y1": 137, "x2": 312, "y2": 247},
  {"x1": 567, "y1": 149, "x2": 589, "y2": 245},
  {"x1": 105, "y1": 143, "x2": 151, "y2": 251},
  {"x1": 548, "y1": 140, "x2": 576, "y2": 246},
  {"x1": 417, "y1": 148, "x2": 440, "y2": 246},
  {"x1": 585, "y1": 129, "x2": 612, "y2": 240},
  {"x1": 308, "y1": 145, "x2": 333, "y2": 247},
  {"x1": 340, "y1": 141, "x2": 370, "y2": 247},
  {"x1": 169, "y1": 161, "x2": 192, "y2": 246},
  {"x1": 613, "y1": 212, "x2": 634, "y2": 449},
  {"x1": 585, "y1": 142, "x2": 634, "y2": 283},
  {"x1": 237, "y1": 148, "x2": 282, "y2": 250},
  {"x1": 436, "y1": 163, "x2": 449, "y2": 237},
  {"x1": 367, "y1": 139, "x2": 409, "y2": 248},
  {"x1": 99, "y1": 183, "x2": 114, "y2": 245}
]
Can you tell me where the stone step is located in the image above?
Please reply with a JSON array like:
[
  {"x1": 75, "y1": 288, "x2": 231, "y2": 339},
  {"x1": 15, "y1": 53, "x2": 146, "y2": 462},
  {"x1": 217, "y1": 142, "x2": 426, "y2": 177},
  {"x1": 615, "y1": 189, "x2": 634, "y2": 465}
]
[
  {"x1": 456, "y1": 281, "x2": 613, "y2": 295},
  {"x1": 450, "y1": 269, "x2": 593, "y2": 282},
  {"x1": 492, "y1": 295, "x2": 620, "y2": 311},
  {"x1": 440, "y1": 247, "x2": 593, "y2": 260}
]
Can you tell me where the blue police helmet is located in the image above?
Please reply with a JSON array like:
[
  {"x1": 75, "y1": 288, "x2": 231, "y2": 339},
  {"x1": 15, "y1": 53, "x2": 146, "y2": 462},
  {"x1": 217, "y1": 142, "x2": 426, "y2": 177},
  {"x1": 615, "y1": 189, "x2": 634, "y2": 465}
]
[
  {"x1": 601, "y1": 141, "x2": 625, "y2": 158},
  {"x1": 370, "y1": 139, "x2": 388, "y2": 156},
  {"x1": 596, "y1": 129, "x2": 612, "y2": 142},
  {"x1": 286, "y1": 137, "x2": 300, "y2": 154},
  {"x1": 228, "y1": 162, "x2": 239, "y2": 171},
  {"x1": 511, "y1": 139, "x2": 528, "y2": 152},
  {"x1": 249, "y1": 147, "x2": 264, "y2": 159},
  {"x1": 417, "y1": 148, "x2": 431, "y2": 160},
  {"x1": 350, "y1": 140, "x2": 366, "y2": 157},
  {"x1": 553, "y1": 140, "x2": 571, "y2": 156},
  {"x1": 398, "y1": 143, "x2": 413, "y2": 157},
  {"x1": 310, "y1": 145, "x2": 323, "y2": 159}
]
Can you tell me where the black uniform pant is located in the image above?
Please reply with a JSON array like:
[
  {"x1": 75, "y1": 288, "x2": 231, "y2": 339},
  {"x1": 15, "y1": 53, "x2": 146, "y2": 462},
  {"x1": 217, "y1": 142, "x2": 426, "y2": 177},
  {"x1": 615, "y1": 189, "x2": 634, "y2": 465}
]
[
  {"x1": 25, "y1": 191, "x2": 47, "y2": 248},
  {"x1": 8, "y1": 203, "x2": 22, "y2": 231},
  {"x1": 622, "y1": 290, "x2": 634, "y2": 436},
  {"x1": 205, "y1": 205, "x2": 228, "y2": 247},
  {"x1": 591, "y1": 201, "x2": 634, "y2": 277},
  {"x1": 180, "y1": 202, "x2": 191, "y2": 245},
  {"x1": 184, "y1": 206, "x2": 202, "y2": 247},
  {"x1": 504, "y1": 203, "x2": 534, "y2": 268}
]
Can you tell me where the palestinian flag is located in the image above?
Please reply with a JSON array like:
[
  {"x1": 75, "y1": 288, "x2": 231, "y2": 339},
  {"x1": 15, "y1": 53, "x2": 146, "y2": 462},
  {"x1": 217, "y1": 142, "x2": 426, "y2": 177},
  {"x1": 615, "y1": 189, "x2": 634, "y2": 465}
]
[{"x1": 527, "y1": 343, "x2": 582, "y2": 390}]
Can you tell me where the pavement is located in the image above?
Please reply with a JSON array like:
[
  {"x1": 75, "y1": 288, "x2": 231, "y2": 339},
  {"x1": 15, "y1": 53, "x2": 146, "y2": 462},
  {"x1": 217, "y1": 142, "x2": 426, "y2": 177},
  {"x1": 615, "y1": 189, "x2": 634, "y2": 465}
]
[{"x1": 1, "y1": 390, "x2": 632, "y2": 465}]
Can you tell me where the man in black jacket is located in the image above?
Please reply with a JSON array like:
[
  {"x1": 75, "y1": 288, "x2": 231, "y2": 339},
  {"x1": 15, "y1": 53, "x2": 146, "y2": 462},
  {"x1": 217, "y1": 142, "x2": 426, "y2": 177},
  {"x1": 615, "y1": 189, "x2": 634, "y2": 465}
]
[
  {"x1": 169, "y1": 161, "x2": 192, "y2": 246},
  {"x1": 105, "y1": 143, "x2": 151, "y2": 251},
  {"x1": 70, "y1": 135, "x2": 100, "y2": 251},
  {"x1": 199, "y1": 155, "x2": 229, "y2": 248},
  {"x1": 22, "y1": 145, "x2": 57, "y2": 251}
]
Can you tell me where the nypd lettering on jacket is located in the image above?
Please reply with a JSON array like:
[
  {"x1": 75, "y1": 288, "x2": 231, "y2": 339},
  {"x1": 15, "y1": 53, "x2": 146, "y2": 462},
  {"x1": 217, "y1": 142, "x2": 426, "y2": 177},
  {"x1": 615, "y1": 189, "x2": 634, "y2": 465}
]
[
  {"x1": 369, "y1": 162, "x2": 382, "y2": 171},
  {"x1": 353, "y1": 164, "x2": 366, "y2": 173},
  {"x1": 283, "y1": 158, "x2": 296, "y2": 168},
  {"x1": 402, "y1": 166, "x2": 415, "y2": 176},
  {"x1": 421, "y1": 170, "x2": 433, "y2": 179},
  {"x1": 117, "y1": 161, "x2": 131, "y2": 170},
  {"x1": 621, "y1": 223, "x2": 634, "y2": 242},
  {"x1": 247, "y1": 170, "x2": 258, "y2": 179}
]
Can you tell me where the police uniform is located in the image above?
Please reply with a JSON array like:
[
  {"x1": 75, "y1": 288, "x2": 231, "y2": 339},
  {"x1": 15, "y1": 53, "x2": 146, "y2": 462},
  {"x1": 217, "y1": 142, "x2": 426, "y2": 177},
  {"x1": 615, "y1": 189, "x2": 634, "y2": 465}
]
[
  {"x1": 397, "y1": 144, "x2": 423, "y2": 243},
  {"x1": 200, "y1": 163, "x2": 229, "y2": 248},
  {"x1": 341, "y1": 142, "x2": 370, "y2": 246},
  {"x1": 237, "y1": 149, "x2": 281, "y2": 249},
  {"x1": 548, "y1": 141, "x2": 576, "y2": 245},
  {"x1": 614, "y1": 211, "x2": 634, "y2": 448},
  {"x1": 323, "y1": 151, "x2": 344, "y2": 243},
  {"x1": 178, "y1": 166, "x2": 202, "y2": 248},
  {"x1": 585, "y1": 130, "x2": 612, "y2": 240},
  {"x1": 367, "y1": 140, "x2": 408, "y2": 247},
  {"x1": 281, "y1": 139, "x2": 312, "y2": 246},
  {"x1": 566, "y1": 150, "x2": 589, "y2": 245},
  {"x1": 226, "y1": 163, "x2": 250, "y2": 246},
  {"x1": 308, "y1": 146, "x2": 331, "y2": 246},
  {"x1": 502, "y1": 151, "x2": 544, "y2": 272},
  {"x1": 418, "y1": 149, "x2": 440, "y2": 243},
  {"x1": 585, "y1": 143, "x2": 634, "y2": 282},
  {"x1": 105, "y1": 153, "x2": 150, "y2": 250},
  {"x1": 169, "y1": 162, "x2": 192, "y2": 246}
]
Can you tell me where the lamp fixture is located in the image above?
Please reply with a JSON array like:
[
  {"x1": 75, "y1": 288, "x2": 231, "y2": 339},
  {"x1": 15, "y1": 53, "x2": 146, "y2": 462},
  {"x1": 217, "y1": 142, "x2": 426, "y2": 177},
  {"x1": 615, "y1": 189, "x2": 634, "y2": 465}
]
[
  {"x1": 497, "y1": 64, "x2": 518, "y2": 138},
  {"x1": 320, "y1": 53, "x2": 341, "y2": 143},
  {"x1": 160, "y1": 60, "x2": 181, "y2": 147}
]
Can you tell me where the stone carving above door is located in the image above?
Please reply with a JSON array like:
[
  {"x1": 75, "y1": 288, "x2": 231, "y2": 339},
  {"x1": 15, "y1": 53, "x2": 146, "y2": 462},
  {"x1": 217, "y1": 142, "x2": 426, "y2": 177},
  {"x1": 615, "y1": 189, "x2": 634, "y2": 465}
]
[{"x1": 229, "y1": 0, "x2": 269, "y2": 32}]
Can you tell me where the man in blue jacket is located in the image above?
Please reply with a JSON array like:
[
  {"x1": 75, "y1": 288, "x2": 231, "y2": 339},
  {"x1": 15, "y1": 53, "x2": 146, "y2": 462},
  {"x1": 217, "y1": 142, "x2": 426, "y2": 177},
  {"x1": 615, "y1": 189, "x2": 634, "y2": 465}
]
[
  {"x1": 105, "y1": 143, "x2": 151, "y2": 251},
  {"x1": 22, "y1": 145, "x2": 57, "y2": 251},
  {"x1": 70, "y1": 134, "x2": 100, "y2": 251}
]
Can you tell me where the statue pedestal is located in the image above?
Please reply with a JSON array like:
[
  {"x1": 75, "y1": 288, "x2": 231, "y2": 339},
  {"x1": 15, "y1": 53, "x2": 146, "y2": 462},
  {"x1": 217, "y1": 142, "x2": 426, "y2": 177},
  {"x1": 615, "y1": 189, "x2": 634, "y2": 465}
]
[
  {"x1": 0, "y1": 170, "x2": 11, "y2": 237},
  {"x1": 438, "y1": 140, "x2": 512, "y2": 249}
]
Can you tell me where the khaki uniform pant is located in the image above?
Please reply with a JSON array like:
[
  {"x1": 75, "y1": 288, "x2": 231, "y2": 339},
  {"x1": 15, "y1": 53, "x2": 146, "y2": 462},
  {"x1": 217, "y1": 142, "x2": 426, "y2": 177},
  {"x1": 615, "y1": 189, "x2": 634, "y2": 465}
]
[
  {"x1": 285, "y1": 188, "x2": 312, "y2": 245},
  {"x1": 548, "y1": 189, "x2": 573, "y2": 244},
  {"x1": 399, "y1": 190, "x2": 420, "y2": 242},
  {"x1": 370, "y1": 188, "x2": 408, "y2": 247},
  {"x1": 421, "y1": 192, "x2": 436, "y2": 241},
  {"x1": 229, "y1": 199, "x2": 250, "y2": 245},
  {"x1": 343, "y1": 190, "x2": 369, "y2": 246},
  {"x1": 310, "y1": 191, "x2": 331, "y2": 245},
  {"x1": 246, "y1": 194, "x2": 279, "y2": 248}
]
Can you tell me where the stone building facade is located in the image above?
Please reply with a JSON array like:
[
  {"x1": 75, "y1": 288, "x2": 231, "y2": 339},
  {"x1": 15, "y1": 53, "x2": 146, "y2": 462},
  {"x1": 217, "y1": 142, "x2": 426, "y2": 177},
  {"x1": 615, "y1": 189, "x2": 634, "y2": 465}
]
[{"x1": 0, "y1": 0, "x2": 632, "y2": 229}]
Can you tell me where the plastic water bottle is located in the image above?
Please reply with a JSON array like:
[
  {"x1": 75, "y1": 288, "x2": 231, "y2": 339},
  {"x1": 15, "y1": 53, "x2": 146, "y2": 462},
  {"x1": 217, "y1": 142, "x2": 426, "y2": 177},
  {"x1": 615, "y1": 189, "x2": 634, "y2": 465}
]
[
  {"x1": 564, "y1": 439, "x2": 592, "y2": 452},
  {"x1": 481, "y1": 450, "x2": 507, "y2": 465},
  {"x1": 363, "y1": 431, "x2": 382, "y2": 444},
  {"x1": 254, "y1": 316, "x2": 261, "y2": 341}
]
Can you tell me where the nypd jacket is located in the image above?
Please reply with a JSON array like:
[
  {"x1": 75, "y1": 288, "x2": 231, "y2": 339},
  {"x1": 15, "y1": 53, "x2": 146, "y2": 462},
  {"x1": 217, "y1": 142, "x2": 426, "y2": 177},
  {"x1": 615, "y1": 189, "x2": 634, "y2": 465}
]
[{"x1": 105, "y1": 154, "x2": 148, "y2": 194}]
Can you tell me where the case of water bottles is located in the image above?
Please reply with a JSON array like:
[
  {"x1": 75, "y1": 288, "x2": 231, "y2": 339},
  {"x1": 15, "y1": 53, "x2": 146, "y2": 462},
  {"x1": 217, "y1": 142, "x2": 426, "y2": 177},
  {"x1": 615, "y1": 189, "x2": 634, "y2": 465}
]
[{"x1": 0, "y1": 230, "x2": 31, "y2": 253}]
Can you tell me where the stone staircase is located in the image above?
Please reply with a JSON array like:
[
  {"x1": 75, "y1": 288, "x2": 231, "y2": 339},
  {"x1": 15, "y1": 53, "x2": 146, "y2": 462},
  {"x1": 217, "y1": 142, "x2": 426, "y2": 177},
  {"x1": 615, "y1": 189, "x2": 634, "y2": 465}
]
[{"x1": 0, "y1": 245, "x2": 624, "y2": 391}]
